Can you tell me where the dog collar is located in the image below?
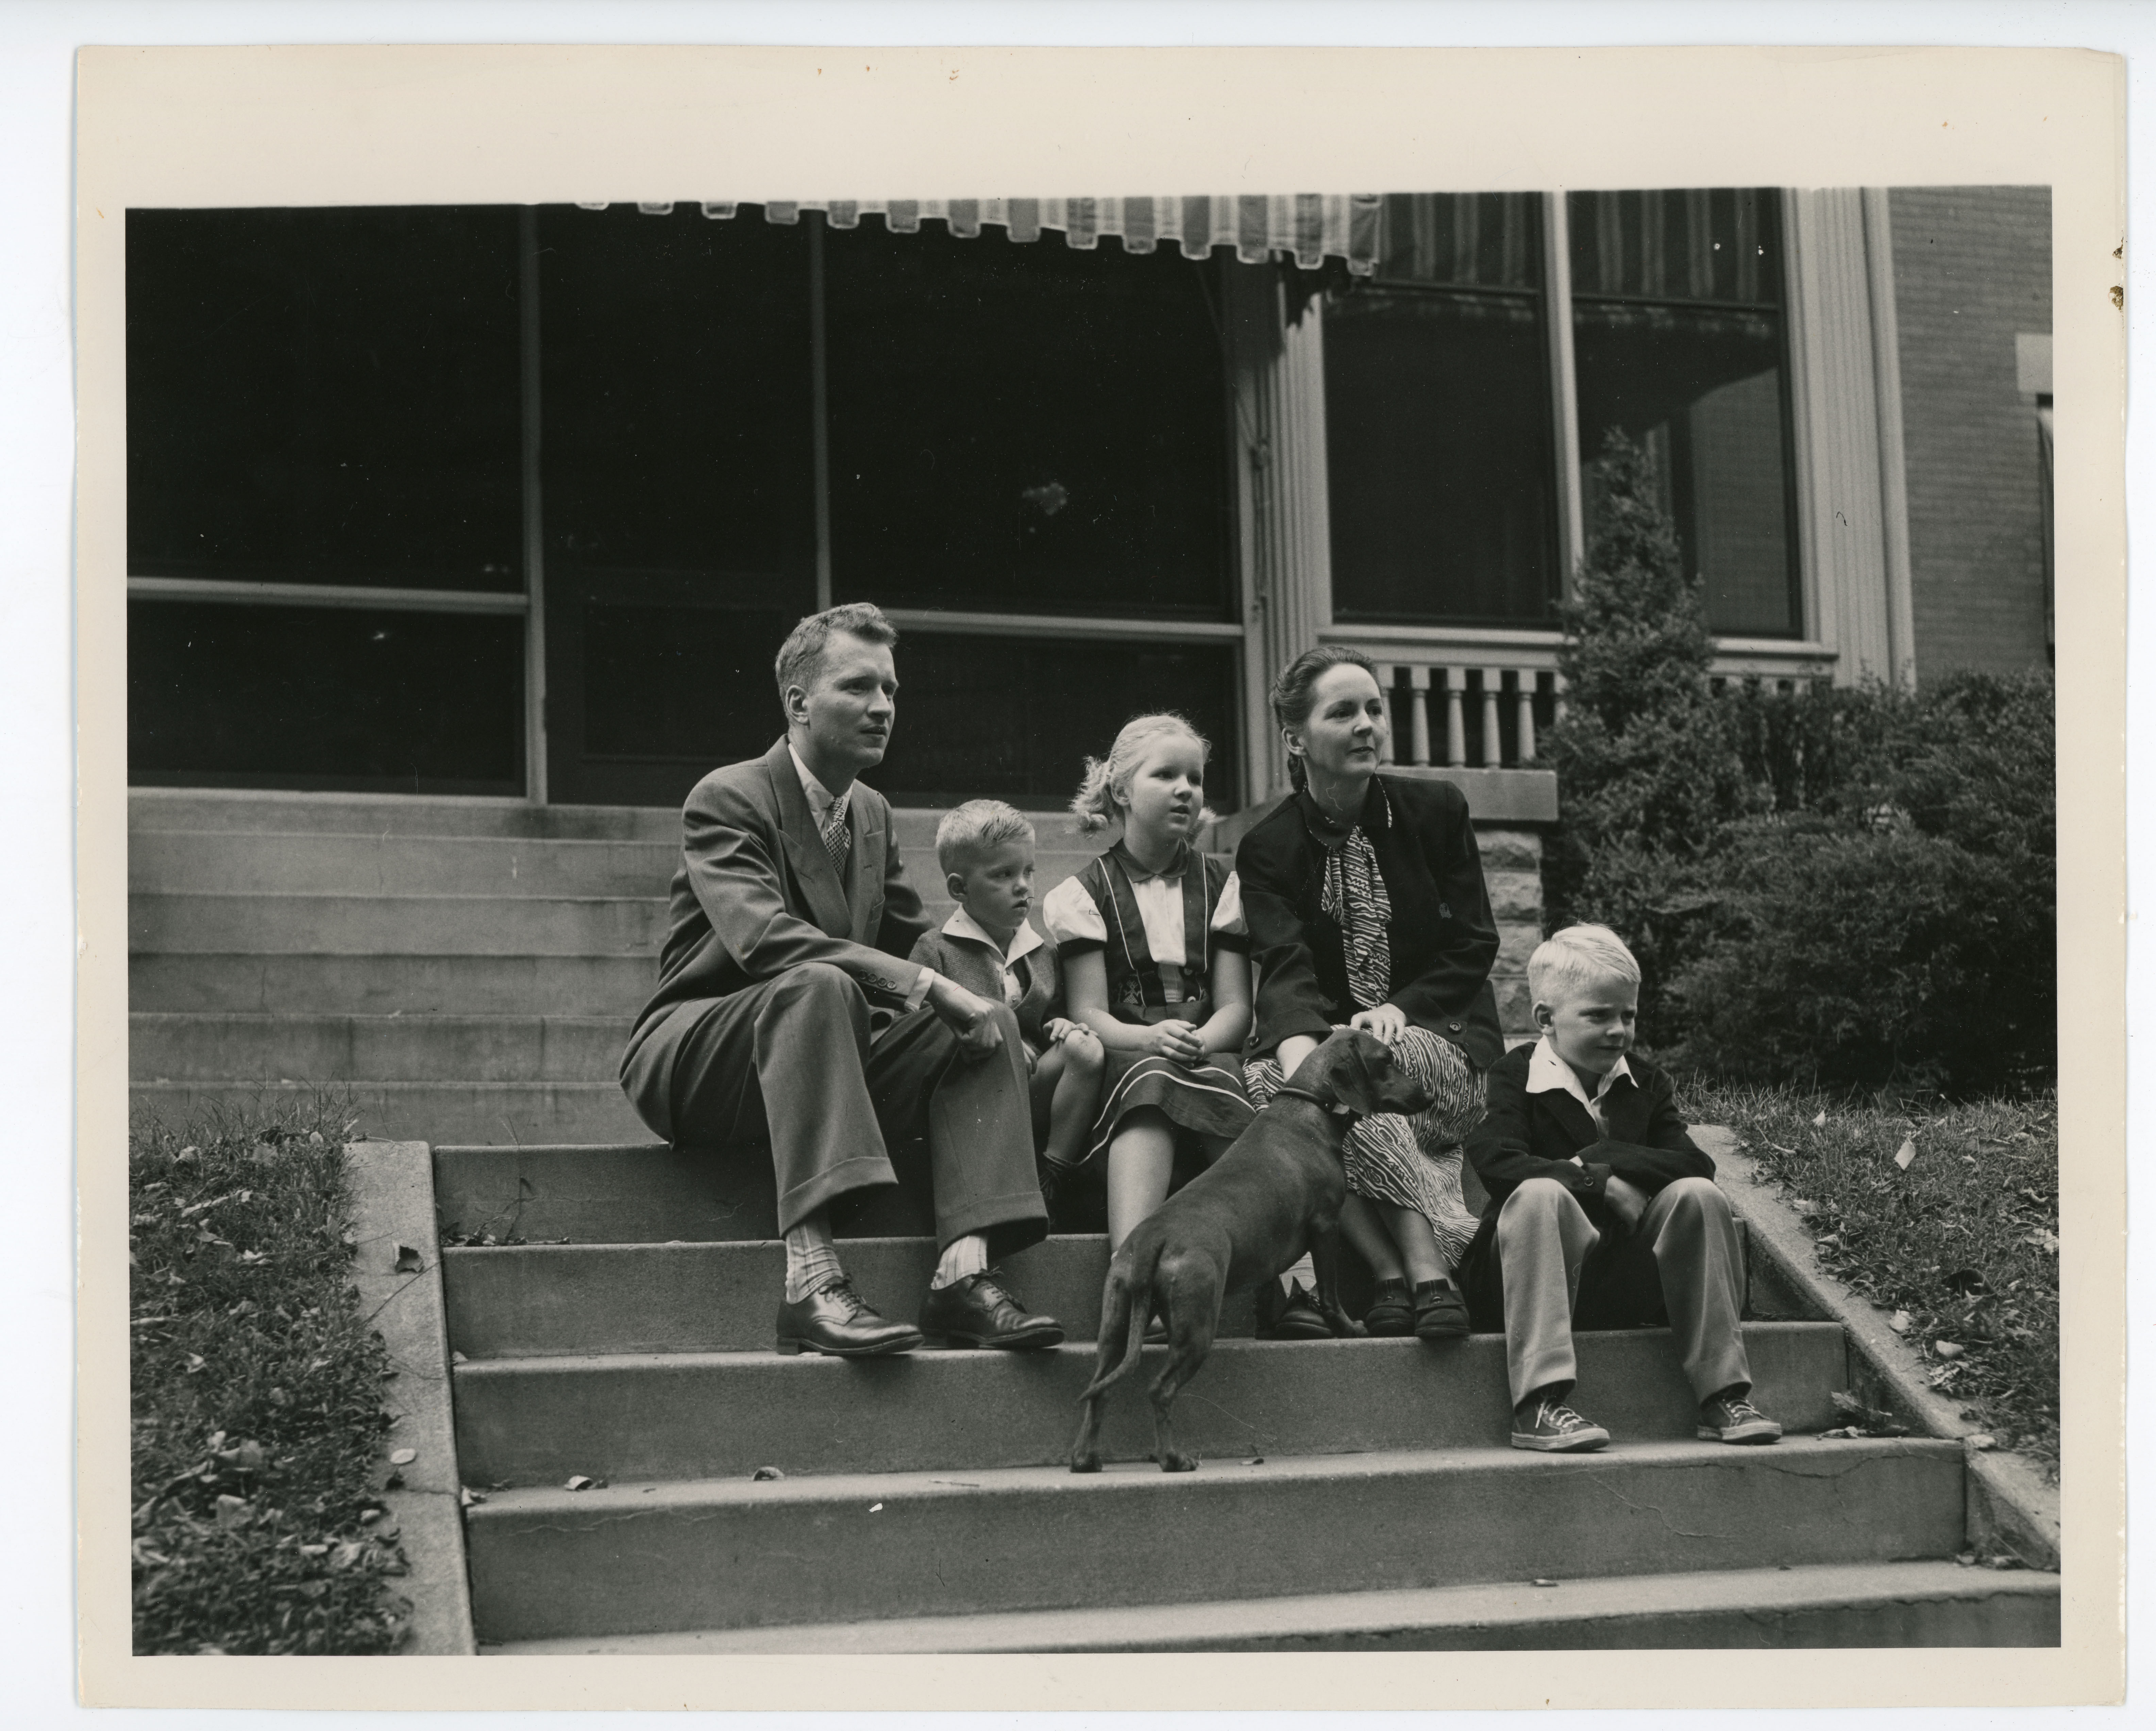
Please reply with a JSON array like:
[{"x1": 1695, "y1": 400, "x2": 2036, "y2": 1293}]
[{"x1": 1268, "y1": 1083, "x2": 1358, "y2": 1121}]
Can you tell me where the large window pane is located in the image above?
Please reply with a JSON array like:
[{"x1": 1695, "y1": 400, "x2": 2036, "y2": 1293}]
[
  {"x1": 129, "y1": 601, "x2": 524, "y2": 794},
  {"x1": 127, "y1": 207, "x2": 522, "y2": 592},
  {"x1": 1569, "y1": 190, "x2": 1801, "y2": 638},
  {"x1": 1327, "y1": 194, "x2": 1560, "y2": 626},
  {"x1": 540, "y1": 204, "x2": 817, "y2": 601},
  {"x1": 824, "y1": 219, "x2": 1233, "y2": 619},
  {"x1": 867, "y1": 635, "x2": 1240, "y2": 810}
]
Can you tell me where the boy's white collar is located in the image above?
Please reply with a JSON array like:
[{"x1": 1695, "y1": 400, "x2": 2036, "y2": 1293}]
[
  {"x1": 942, "y1": 905, "x2": 1044, "y2": 964},
  {"x1": 1527, "y1": 1035, "x2": 1632, "y2": 1110}
]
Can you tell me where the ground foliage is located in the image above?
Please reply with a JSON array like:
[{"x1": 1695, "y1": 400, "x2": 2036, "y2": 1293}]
[
  {"x1": 1688, "y1": 1079, "x2": 2059, "y2": 1472},
  {"x1": 130, "y1": 1091, "x2": 410, "y2": 1654},
  {"x1": 1544, "y1": 430, "x2": 2056, "y2": 1092}
]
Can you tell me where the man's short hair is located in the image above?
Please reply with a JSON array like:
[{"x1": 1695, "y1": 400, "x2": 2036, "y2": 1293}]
[
  {"x1": 774, "y1": 603, "x2": 899, "y2": 706},
  {"x1": 936, "y1": 800, "x2": 1036, "y2": 878},
  {"x1": 1528, "y1": 923, "x2": 1642, "y2": 1008}
]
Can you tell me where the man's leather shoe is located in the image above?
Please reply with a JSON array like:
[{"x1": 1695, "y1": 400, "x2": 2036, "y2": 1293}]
[
  {"x1": 774, "y1": 1277, "x2": 924, "y2": 1357},
  {"x1": 918, "y1": 1269, "x2": 1064, "y2": 1350}
]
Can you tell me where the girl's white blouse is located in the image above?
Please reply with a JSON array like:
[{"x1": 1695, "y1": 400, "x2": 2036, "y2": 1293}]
[{"x1": 1041, "y1": 866, "x2": 1246, "y2": 965}]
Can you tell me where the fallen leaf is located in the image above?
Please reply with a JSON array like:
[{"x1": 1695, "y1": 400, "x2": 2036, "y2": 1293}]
[
  {"x1": 213, "y1": 1494, "x2": 251, "y2": 1529},
  {"x1": 1812, "y1": 1110, "x2": 1827, "y2": 1127},
  {"x1": 1955, "y1": 1551, "x2": 1977, "y2": 1566},
  {"x1": 1893, "y1": 1139, "x2": 1916, "y2": 1171},
  {"x1": 459, "y1": 1487, "x2": 486, "y2": 1507},
  {"x1": 250, "y1": 1143, "x2": 279, "y2": 1166},
  {"x1": 393, "y1": 1245, "x2": 424, "y2": 1274},
  {"x1": 359, "y1": 1508, "x2": 383, "y2": 1524},
  {"x1": 299, "y1": 1542, "x2": 329, "y2": 1557},
  {"x1": 2023, "y1": 1228, "x2": 2060, "y2": 1254},
  {"x1": 389, "y1": 1448, "x2": 417, "y2": 1465},
  {"x1": 751, "y1": 1466, "x2": 785, "y2": 1481},
  {"x1": 868, "y1": 1502, "x2": 884, "y2": 1513},
  {"x1": 1888, "y1": 1310, "x2": 1913, "y2": 1334},
  {"x1": 184, "y1": 1354, "x2": 206, "y2": 1374},
  {"x1": 1933, "y1": 1341, "x2": 1965, "y2": 1361},
  {"x1": 563, "y1": 1475, "x2": 595, "y2": 1492},
  {"x1": 308, "y1": 1130, "x2": 325, "y2": 1145},
  {"x1": 1791, "y1": 1199, "x2": 1821, "y2": 1216},
  {"x1": 177, "y1": 1146, "x2": 199, "y2": 1160},
  {"x1": 1967, "y1": 1434, "x2": 1997, "y2": 1451},
  {"x1": 1531, "y1": 1578, "x2": 1558, "y2": 1588}
]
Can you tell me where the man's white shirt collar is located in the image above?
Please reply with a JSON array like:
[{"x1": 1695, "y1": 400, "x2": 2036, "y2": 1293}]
[
  {"x1": 942, "y1": 905, "x2": 1044, "y2": 966},
  {"x1": 1527, "y1": 1035, "x2": 1632, "y2": 1129},
  {"x1": 788, "y1": 744, "x2": 847, "y2": 825}
]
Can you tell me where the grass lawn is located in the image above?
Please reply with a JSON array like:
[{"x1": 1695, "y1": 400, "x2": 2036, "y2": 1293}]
[
  {"x1": 131, "y1": 1090, "x2": 411, "y2": 1654},
  {"x1": 1685, "y1": 1079, "x2": 2060, "y2": 1474}
]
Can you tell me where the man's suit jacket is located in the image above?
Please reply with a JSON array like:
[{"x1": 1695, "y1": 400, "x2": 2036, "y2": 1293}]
[
  {"x1": 1460, "y1": 1041, "x2": 1717, "y2": 1263},
  {"x1": 622, "y1": 738, "x2": 932, "y2": 1076}
]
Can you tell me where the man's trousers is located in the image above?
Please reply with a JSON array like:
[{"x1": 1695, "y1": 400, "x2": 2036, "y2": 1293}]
[{"x1": 620, "y1": 961, "x2": 1049, "y2": 1257}]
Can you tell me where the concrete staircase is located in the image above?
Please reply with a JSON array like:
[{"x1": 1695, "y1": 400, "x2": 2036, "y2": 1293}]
[
  {"x1": 436, "y1": 1143, "x2": 2060, "y2": 1653},
  {"x1": 127, "y1": 790, "x2": 1104, "y2": 1145}
]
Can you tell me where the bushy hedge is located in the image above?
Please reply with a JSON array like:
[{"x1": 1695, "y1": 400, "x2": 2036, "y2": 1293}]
[{"x1": 1546, "y1": 433, "x2": 2055, "y2": 1093}]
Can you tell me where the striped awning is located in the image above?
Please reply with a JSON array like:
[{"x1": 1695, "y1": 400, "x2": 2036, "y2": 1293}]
[{"x1": 578, "y1": 195, "x2": 1384, "y2": 274}]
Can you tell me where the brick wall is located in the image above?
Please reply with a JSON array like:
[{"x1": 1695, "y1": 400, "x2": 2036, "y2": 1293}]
[{"x1": 1888, "y1": 186, "x2": 2052, "y2": 677}]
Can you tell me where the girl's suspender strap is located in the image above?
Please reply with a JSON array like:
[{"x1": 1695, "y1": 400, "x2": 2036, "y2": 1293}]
[{"x1": 1090, "y1": 857, "x2": 1164, "y2": 1010}]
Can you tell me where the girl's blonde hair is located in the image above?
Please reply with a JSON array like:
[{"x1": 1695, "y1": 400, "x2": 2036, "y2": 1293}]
[{"x1": 1068, "y1": 712, "x2": 1214, "y2": 835}]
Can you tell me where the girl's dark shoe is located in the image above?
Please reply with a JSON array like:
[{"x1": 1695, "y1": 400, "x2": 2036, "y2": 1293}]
[
  {"x1": 1363, "y1": 1276, "x2": 1414, "y2": 1337},
  {"x1": 1412, "y1": 1278, "x2": 1471, "y2": 1340},
  {"x1": 1263, "y1": 1280, "x2": 1332, "y2": 1340}
]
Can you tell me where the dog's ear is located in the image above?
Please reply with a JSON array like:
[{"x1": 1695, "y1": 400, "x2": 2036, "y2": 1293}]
[{"x1": 1326, "y1": 1030, "x2": 1392, "y2": 1117}]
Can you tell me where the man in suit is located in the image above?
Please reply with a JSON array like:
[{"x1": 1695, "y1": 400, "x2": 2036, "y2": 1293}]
[
  {"x1": 620, "y1": 603, "x2": 1061, "y2": 1357},
  {"x1": 1459, "y1": 923, "x2": 1781, "y2": 1452}
]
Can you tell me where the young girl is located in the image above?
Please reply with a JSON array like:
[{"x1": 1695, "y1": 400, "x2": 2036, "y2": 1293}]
[{"x1": 1041, "y1": 714, "x2": 1255, "y2": 1251}]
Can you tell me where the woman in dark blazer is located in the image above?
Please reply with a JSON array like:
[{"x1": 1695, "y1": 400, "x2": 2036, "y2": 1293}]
[{"x1": 1237, "y1": 645, "x2": 1503, "y2": 1339}]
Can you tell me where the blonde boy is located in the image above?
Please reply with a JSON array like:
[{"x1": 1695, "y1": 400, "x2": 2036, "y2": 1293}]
[
  {"x1": 1459, "y1": 924, "x2": 1781, "y2": 1452},
  {"x1": 907, "y1": 802, "x2": 1106, "y2": 1182}
]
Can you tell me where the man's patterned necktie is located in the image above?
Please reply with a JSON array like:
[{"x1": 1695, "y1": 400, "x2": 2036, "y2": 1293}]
[{"x1": 820, "y1": 801, "x2": 851, "y2": 873}]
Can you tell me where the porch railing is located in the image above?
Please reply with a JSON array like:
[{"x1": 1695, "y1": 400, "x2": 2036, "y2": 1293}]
[{"x1": 1354, "y1": 651, "x2": 1826, "y2": 771}]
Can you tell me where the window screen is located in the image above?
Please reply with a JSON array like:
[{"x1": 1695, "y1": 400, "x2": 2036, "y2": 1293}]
[
  {"x1": 1569, "y1": 189, "x2": 1802, "y2": 638},
  {"x1": 824, "y1": 219, "x2": 1234, "y2": 620},
  {"x1": 127, "y1": 206, "x2": 523, "y2": 592},
  {"x1": 1326, "y1": 194, "x2": 1562, "y2": 626}
]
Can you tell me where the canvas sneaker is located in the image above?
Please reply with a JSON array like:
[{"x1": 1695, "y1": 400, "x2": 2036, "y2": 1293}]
[
  {"x1": 1697, "y1": 1391, "x2": 1784, "y2": 1445},
  {"x1": 1510, "y1": 1397, "x2": 1611, "y2": 1452}
]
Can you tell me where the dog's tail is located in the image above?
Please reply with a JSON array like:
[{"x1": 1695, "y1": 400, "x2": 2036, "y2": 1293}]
[{"x1": 1078, "y1": 1239, "x2": 1161, "y2": 1402}]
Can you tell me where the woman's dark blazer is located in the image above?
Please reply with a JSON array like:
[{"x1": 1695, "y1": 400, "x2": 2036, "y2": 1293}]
[{"x1": 1236, "y1": 773, "x2": 1503, "y2": 1070}]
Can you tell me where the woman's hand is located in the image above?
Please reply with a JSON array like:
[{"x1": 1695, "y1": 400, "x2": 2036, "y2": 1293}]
[
  {"x1": 1348, "y1": 1003, "x2": 1409, "y2": 1047},
  {"x1": 1146, "y1": 1019, "x2": 1207, "y2": 1066}
]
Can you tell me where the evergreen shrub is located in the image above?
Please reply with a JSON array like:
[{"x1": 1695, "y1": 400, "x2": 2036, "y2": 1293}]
[{"x1": 1546, "y1": 432, "x2": 2056, "y2": 1092}]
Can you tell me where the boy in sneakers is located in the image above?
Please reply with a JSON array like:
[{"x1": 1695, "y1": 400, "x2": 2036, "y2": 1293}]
[{"x1": 1459, "y1": 924, "x2": 1781, "y2": 1452}]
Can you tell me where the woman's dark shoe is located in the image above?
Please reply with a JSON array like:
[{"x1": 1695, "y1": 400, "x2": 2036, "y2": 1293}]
[
  {"x1": 919, "y1": 1269, "x2": 1065, "y2": 1350},
  {"x1": 1412, "y1": 1278, "x2": 1471, "y2": 1341},
  {"x1": 1264, "y1": 1280, "x2": 1333, "y2": 1341},
  {"x1": 1144, "y1": 1315, "x2": 1169, "y2": 1345},
  {"x1": 1363, "y1": 1276, "x2": 1414, "y2": 1337},
  {"x1": 775, "y1": 1277, "x2": 924, "y2": 1357}
]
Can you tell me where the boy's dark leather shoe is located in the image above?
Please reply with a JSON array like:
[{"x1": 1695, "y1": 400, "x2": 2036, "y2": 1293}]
[
  {"x1": 919, "y1": 1270, "x2": 1064, "y2": 1350},
  {"x1": 1363, "y1": 1276, "x2": 1414, "y2": 1337},
  {"x1": 1412, "y1": 1278, "x2": 1471, "y2": 1340},
  {"x1": 774, "y1": 1277, "x2": 924, "y2": 1357}
]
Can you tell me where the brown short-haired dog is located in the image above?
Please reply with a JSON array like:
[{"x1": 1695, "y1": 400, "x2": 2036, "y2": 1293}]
[{"x1": 1069, "y1": 1029, "x2": 1435, "y2": 1473}]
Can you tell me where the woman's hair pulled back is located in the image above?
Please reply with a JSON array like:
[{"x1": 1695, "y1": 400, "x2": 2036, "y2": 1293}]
[
  {"x1": 1068, "y1": 712, "x2": 1212, "y2": 834},
  {"x1": 1270, "y1": 644, "x2": 1381, "y2": 791}
]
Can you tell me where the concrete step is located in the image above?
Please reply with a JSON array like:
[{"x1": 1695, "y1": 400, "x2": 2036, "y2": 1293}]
[
  {"x1": 450, "y1": 1323, "x2": 1846, "y2": 1485},
  {"x1": 129, "y1": 1079, "x2": 651, "y2": 1146},
  {"x1": 487, "y1": 1558, "x2": 2062, "y2": 1652},
  {"x1": 130, "y1": 891, "x2": 668, "y2": 957},
  {"x1": 131, "y1": 1012, "x2": 630, "y2": 1086},
  {"x1": 462, "y1": 1435, "x2": 1969, "y2": 1644},
  {"x1": 443, "y1": 1233, "x2": 1261, "y2": 1360},
  {"x1": 131, "y1": 787, "x2": 684, "y2": 841},
  {"x1": 130, "y1": 829, "x2": 687, "y2": 898},
  {"x1": 432, "y1": 1142, "x2": 939, "y2": 1240},
  {"x1": 130, "y1": 952, "x2": 658, "y2": 1017}
]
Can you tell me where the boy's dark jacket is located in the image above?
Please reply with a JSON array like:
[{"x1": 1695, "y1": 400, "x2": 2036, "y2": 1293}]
[
  {"x1": 906, "y1": 922, "x2": 1061, "y2": 1049},
  {"x1": 1461, "y1": 1040, "x2": 1716, "y2": 1263}
]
